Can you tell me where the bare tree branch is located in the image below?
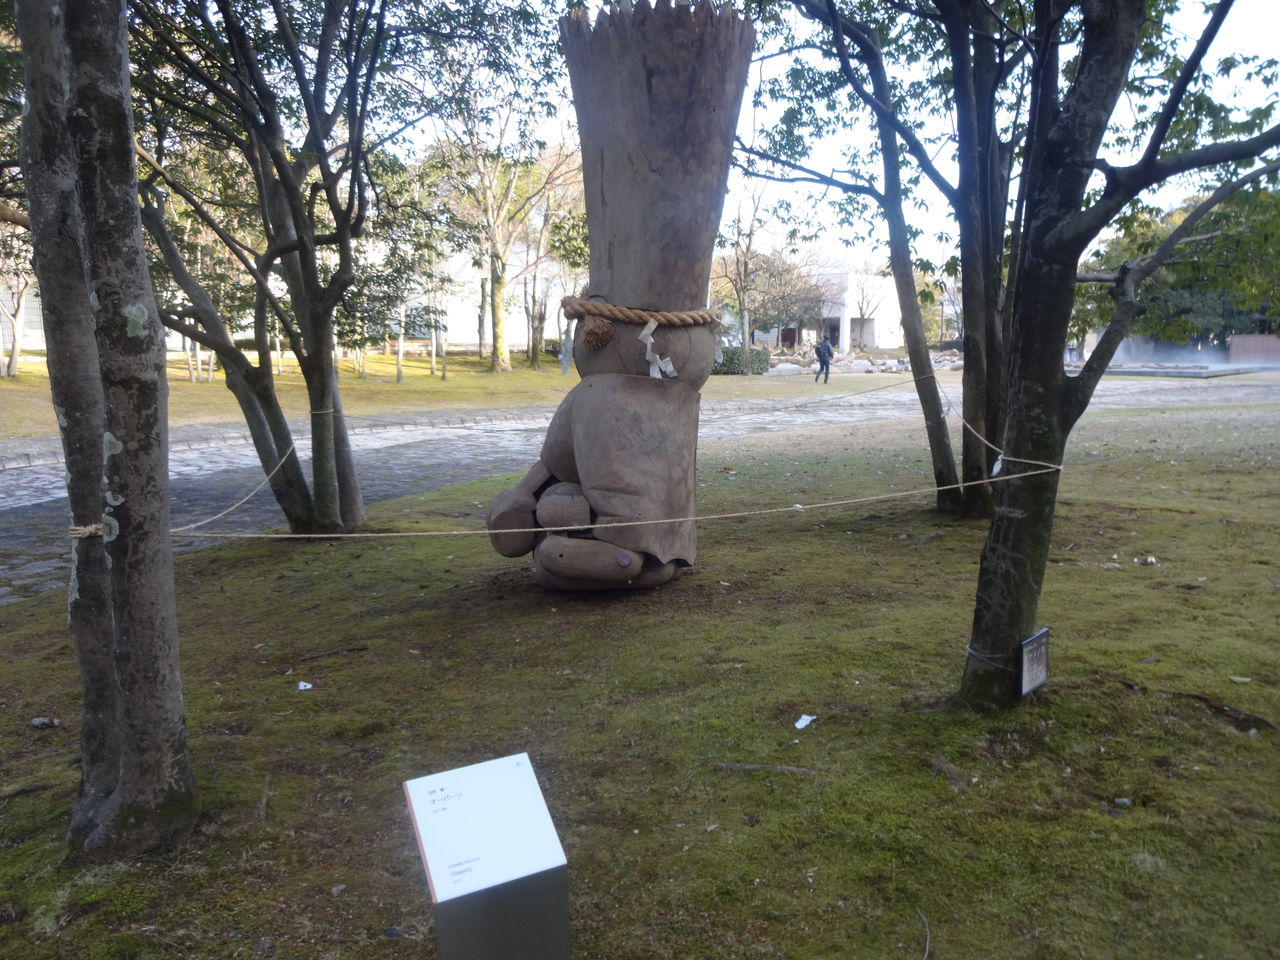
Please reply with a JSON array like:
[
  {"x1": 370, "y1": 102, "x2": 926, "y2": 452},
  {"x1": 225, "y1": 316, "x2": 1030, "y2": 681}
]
[{"x1": 736, "y1": 141, "x2": 884, "y2": 201}]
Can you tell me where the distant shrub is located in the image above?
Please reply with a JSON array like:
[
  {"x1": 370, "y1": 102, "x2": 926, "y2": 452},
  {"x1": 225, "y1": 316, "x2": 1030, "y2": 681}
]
[
  {"x1": 712, "y1": 346, "x2": 771, "y2": 375},
  {"x1": 544, "y1": 338, "x2": 562, "y2": 357}
]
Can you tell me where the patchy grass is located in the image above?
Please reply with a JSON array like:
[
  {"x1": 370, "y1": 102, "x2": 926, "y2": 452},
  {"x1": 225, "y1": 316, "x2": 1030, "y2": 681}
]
[
  {"x1": 1, "y1": 401, "x2": 1277, "y2": 959},
  {"x1": 0, "y1": 350, "x2": 940, "y2": 440},
  {"x1": 0, "y1": 353, "x2": 581, "y2": 439}
]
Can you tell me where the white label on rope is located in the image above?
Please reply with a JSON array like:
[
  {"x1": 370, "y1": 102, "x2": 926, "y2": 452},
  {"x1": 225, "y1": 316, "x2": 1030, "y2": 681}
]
[
  {"x1": 991, "y1": 455, "x2": 1003, "y2": 477},
  {"x1": 638, "y1": 317, "x2": 677, "y2": 379}
]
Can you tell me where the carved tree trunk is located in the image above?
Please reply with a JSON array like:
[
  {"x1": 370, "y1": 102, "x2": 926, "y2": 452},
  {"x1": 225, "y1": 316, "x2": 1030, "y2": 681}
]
[
  {"x1": 562, "y1": 2, "x2": 754, "y2": 313},
  {"x1": 494, "y1": 2, "x2": 755, "y2": 588},
  {"x1": 18, "y1": 0, "x2": 198, "y2": 859}
]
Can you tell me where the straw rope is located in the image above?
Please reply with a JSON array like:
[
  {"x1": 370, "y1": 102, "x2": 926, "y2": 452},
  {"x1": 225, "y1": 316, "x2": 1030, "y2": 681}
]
[
  {"x1": 562, "y1": 296, "x2": 720, "y2": 350},
  {"x1": 561, "y1": 296, "x2": 719, "y2": 327}
]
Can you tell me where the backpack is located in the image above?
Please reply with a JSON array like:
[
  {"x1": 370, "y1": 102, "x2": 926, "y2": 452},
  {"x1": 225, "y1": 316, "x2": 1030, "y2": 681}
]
[{"x1": 818, "y1": 341, "x2": 833, "y2": 362}]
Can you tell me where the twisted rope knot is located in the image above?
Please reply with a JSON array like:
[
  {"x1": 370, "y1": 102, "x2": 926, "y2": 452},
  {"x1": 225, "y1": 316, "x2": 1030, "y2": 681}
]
[{"x1": 562, "y1": 296, "x2": 720, "y2": 350}]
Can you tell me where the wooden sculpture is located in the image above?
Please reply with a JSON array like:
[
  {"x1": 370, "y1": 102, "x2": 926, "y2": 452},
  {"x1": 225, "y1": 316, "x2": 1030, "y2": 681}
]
[{"x1": 486, "y1": 1, "x2": 754, "y2": 589}]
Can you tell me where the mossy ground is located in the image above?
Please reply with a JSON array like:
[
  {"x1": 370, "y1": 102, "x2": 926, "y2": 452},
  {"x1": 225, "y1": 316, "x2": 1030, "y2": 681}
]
[{"x1": 1, "y1": 395, "x2": 1277, "y2": 959}]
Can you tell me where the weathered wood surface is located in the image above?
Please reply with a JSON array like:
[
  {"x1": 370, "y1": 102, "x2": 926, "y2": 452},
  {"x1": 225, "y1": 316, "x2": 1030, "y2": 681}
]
[
  {"x1": 484, "y1": 2, "x2": 753, "y2": 589},
  {"x1": 541, "y1": 374, "x2": 701, "y2": 564},
  {"x1": 560, "y1": 1, "x2": 755, "y2": 312}
]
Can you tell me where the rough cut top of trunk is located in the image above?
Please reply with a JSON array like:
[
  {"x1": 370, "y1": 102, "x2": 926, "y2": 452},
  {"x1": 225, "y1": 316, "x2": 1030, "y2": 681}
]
[{"x1": 560, "y1": 1, "x2": 754, "y2": 313}]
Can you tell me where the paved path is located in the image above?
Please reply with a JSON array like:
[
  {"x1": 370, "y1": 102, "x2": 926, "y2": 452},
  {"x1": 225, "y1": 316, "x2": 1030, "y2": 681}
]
[{"x1": 2, "y1": 375, "x2": 1277, "y2": 604}]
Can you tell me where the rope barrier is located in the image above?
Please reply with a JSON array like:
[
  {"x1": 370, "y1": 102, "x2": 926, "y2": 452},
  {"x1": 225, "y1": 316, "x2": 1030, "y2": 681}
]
[
  {"x1": 62, "y1": 367, "x2": 1063, "y2": 544},
  {"x1": 932, "y1": 379, "x2": 1064, "y2": 473},
  {"x1": 169, "y1": 442, "x2": 297, "y2": 533},
  {"x1": 964, "y1": 644, "x2": 1020, "y2": 673},
  {"x1": 166, "y1": 465, "x2": 1062, "y2": 541}
]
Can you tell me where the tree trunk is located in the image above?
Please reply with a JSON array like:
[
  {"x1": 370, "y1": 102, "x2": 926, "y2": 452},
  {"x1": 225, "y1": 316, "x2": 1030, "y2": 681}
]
[
  {"x1": 396, "y1": 307, "x2": 405, "y2": 384},
  {"x1": 331, "y1": 372, "x2": 366, "y2": 529},
  {"x1": 223, "y1": 365, "x2": 316, "y2": 531},
  {"x1": 18, "y1": 0, "x2": 198, "y2": 859},
  {"x1": 867, "y1": 40, "x2": 962, "y2": 514},
  {"x1": 958, "y1": 377, "x2": 1065, "y2": 708},
  {"x1": 3, "y1": 278, "x2": 30, "y2": 377},
  {"x1": 525, "y1": 279, "x2": 548, "y2": 369},
  {"x1": 489, "y1": 250, "x2": 511, "y2": 372},
  {"x1": 937, "y1": 0, "x2": 1009, "y2": 519},
  {"x1": 477, "y1": 277, "x2": 488, "y2": 359},
  {"x1": 302, "y1": 352, "x2": 344, "y2": 531}
]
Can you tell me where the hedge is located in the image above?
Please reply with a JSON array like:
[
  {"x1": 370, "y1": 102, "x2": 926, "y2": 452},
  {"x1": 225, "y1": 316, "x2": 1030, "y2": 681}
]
[{"x1": 712, "y1": 345, "x2": 771, "y2": 375}]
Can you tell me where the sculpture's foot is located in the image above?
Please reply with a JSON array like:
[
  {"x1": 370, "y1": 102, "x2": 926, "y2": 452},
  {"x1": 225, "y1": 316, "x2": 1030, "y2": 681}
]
[
  {"x1": 532, "y1": 535, "x2": 683, "y2": 591},
  {"x1": 486, "y1": 461, "x2": 554, "y2": 557},
  {"x1": 535, "y1": 482, "x2": 591, "y2": 531},
  {"x1": 486, "y1": 487, "x2": 537, "y2": 557}
]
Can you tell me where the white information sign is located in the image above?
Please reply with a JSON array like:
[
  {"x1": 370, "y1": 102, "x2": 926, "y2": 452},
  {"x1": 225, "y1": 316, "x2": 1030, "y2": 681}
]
[
  {"x1": 1021, "y1": 628, "x2": 1050, "y2": 696},
  {"x1": 404, "y1": 753, "x2": 566, "y2": 903}
]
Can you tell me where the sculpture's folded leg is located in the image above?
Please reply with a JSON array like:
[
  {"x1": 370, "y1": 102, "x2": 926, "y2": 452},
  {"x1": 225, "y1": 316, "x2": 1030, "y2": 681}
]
[
  {"x1": 532, "y1": 535, "x2": 681, "y2": 591},
  {"x1": 486, "y1": 461, "x2": 552, "y2": 558}
]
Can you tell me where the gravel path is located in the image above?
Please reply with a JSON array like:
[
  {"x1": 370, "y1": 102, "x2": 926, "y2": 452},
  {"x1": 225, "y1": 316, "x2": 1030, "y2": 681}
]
[{"x1": 2, "y1": 374, "x2": 1276, "y2": 604}]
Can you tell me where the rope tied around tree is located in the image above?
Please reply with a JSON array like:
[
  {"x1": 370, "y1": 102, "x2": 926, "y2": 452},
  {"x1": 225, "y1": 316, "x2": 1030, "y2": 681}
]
[
  {"x1": 69, "y1": 524, "x2": 104, "y2": 538},
  {"x1": 562, "y1": 296, "x2": 721, "y2": 350}
]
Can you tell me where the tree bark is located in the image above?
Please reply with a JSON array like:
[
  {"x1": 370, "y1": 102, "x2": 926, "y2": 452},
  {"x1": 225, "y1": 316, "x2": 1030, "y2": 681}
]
[
  {"x1": 18, "y1": 0, "x2": 198, "y2": 858},
  {"x1": 302, "y1": 352, "x2": 343, "y2": 530},
  {"x1": 477, "y1": 276, "x2": 488, "y2": 359},
  {"x1": 331, "y1": 374, "x2": 366, "y2": 529},
  {"x1": 525, "y1": 278, "x2": 547, "y2": 369},
  {"x1": 2, "y1": 278, "x2": 30, "y2": 377},
  {"x1": 396, "y1": 307, "x2": 405, "y2": 383},
  {"x1": 856, "y1": 19, "x2": 962, "y2": 513},
  {"x1": 563, "y1": 3, "x2": 754, "y2": 313},
  {"x1": 224, "y1": 365, "x2": 316, "y2": 530},
  {"x1": 958, "y1": 0, "x2": 1149, "y2": 708},
  {"x1": 489, "y1": 250, "x2": 511, "y2": 372}
]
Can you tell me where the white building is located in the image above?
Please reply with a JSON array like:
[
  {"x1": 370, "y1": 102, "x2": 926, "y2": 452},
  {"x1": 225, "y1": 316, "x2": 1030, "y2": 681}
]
[
  {"x1": 836, "y1": 268, "x2": 903, "y2": 352},
  {"x1": 749, "y1": 266, "x2": 903, "y2": 354}
]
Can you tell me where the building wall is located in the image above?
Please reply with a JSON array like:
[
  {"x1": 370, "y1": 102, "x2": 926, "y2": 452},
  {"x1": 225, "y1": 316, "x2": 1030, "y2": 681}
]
[
  {"x1": 839, "y1": 270, "x2": 902, "y2": 351},
  {"x1": 1228, "y1": 333, "x2": 1280, "y2": 364}
]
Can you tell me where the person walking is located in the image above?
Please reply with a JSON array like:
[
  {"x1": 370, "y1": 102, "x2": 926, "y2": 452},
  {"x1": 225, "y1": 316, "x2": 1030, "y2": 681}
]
[{"x1": 815, "y1": 336, "x2": 833, "y2": 384}]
